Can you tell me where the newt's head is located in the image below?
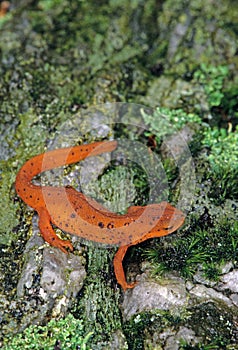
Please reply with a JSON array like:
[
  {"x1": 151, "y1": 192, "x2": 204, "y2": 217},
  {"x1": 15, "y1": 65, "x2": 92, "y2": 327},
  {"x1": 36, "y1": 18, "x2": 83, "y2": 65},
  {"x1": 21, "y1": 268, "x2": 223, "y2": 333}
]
[
  {"x1": 123, "y1": 201, "x2": 186, "y2": 246},
  {"x1": 151, "y1": 202, "x2": 186, "y2": 237},
  {"x1": 157, "y1": 201, "x2": 185, "y2": 235},
  {"x1": 136, "y1": 201, "x2": 186, "y2": 242}
]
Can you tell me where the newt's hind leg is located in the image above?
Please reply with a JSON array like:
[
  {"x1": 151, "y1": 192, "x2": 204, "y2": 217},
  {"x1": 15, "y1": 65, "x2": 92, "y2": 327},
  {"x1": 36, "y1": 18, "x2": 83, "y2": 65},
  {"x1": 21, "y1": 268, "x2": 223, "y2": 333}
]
[
  {"x1": 38, "y1": 208, "x2": 73, "y2": 253},
  {"x1": 113, "y1": 245, "x2": 137, "y2": 291}
]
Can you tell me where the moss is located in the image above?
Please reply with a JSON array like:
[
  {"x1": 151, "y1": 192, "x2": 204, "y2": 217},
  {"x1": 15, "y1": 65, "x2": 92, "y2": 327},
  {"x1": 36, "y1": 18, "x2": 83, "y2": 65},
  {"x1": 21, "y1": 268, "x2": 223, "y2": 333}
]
[
  {"x1": 71, "y1": 245, "x2": 122, "y2": 347},
  {"x1": 0, "y1": 0, "x2": 238, "y2": 348},
  {"x1": 200, "y1": 125, "x2": 238, "y2": 206},
  {"x1": 123, "y1": 303, "x2": 238, "y2": 349},
  {"x1": 154, "y1": 0, "x2": 237, "y2": 76},
  {"x1": 144, "y1": 216, "x2": 237, "y2": 281},
  {"x1": 3, "y1": 313, "x2": 93, "y2": 350},
  {"x1": 96, "y1": 160, "x2": 150, "y2": 212},
  {"x1": 123, "y1": 311, "x2": 183, "y2": 350},
  {"x1": 0, "y1": 170, "x2": 19, "y2": 246},
  {"x1": 142, "y1": 107, "x2": 202, "y2": 143},
  {"x1": 0, "y1": 109, "x2": 47, "y2": 246},
  {"x1": 142, "y1": 100, "x2": 237, "y2": 280},
  {"x1": 185, "y1": 303, "x2": 238, "y2": 348},
  {"x1": 221, "y1": 82, "x2": 238, "y2": 124},
  {"x1": 202, "y1": 126, "x2": 238, "y2": 173},
  {"x1": 193, "y1": 64, "x2": 228, "y2": 106}
]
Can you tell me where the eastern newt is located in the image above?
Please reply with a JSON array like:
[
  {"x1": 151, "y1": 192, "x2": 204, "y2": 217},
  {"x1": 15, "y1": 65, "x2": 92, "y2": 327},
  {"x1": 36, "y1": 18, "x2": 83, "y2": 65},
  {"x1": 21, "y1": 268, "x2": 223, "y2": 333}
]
[
  {"x1": 15, "y1": 140, "x2": 185, "y2": 290},
  {"x1": 0, "y1": 1, "x2": 10, "y2": 17}
]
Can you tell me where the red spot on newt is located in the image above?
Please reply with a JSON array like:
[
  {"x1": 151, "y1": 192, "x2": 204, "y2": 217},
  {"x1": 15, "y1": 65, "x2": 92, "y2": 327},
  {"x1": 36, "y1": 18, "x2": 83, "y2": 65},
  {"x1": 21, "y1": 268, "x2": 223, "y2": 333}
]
[{"x1": 15, "y1": 140, "x2": 185, "y2": 290}]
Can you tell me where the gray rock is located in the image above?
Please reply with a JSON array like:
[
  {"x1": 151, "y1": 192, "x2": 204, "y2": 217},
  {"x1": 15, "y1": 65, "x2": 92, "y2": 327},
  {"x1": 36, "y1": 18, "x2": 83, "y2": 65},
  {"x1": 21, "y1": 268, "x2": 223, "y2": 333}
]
[
  {"x1": 15, "y1": 213, "x2": 86, "y2": 329},
  {"x1": 230, "y1": 294, "x2": 238, "y2": 307},
  {"x1": 17, "y1": 215, "x2": 86, "y2": 303},
  {"x1": 109, "y1": 330, "x2": 128, "y2": 350},
  {"x1": 40, "y1": 248, "x2": 85, "y2": 300},
  {"x1": 193, "y1": 265, "x2": 217, "y2": 287},
  {"x1": 122, "y1": 275, "x2": 187, "y2": 320},
  {"x1": 165, "y1": 326, "x2": 201, "y2": 350},
  {"x1": 220, "y1": 269, "x2": 238, "y2": 293},
  {"x1": 220, "y1": 261, "x2": 234, "y2": 275},
  {"x1": 16, "y1": 215, "x2": 45, "y2": 298},
  {"x1": 189, "y1": 284, "x2": 233, "y2": 307}
]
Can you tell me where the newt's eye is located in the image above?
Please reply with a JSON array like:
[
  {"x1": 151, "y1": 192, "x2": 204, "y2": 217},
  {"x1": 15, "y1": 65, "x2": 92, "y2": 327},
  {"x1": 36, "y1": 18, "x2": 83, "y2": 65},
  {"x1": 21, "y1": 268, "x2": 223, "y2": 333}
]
[{"x1": 98, "y1": 222, "x2": 104, "y2": 228}]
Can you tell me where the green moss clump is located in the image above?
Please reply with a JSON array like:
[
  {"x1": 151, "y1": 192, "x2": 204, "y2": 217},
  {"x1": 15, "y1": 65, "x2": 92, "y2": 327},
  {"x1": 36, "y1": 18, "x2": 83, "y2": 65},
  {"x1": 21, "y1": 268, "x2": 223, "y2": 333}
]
[
  {"x1": 194, "y1": 64, "x2": 229, "y2": 108},
  {"x1": 142, "y1": 107, "x2": 201, "y2": 143},
  {"x1": 142, "y1": 103, "x2": 237, "y2": 281},
  {"x1": 86, "y1": 157, "x2": 151, "y2": 211},
  {"x1": 3, "y1": 314, "x2": 93, "y2": 350},
  {"x1": 144, "y1": 217, "x2": 238, "y2": 281},
  {"x1": 202, "y1": 126, "x2": 238, "y2": 173},
  {"x1": 0, "y1": 109, "x2": 47, "y2": 246},
  {"x1": 71, "y1": 246, "x2": 122, "y2": 346},
  {"x1": 184, "y1": 302, "x2": 238, "y2": 349},
  {"x1": 123, "y1": 311, "x2": 183, "y2": 350},
  {"x1": 123, "y1": 303, "x2": 238, "y2": 349},
  {"x1": 201, "y1": 125, "x2": 238, "y2": 204},
  {"x1": 96, "y1": 161, "x2": 150, "y2": 212}
]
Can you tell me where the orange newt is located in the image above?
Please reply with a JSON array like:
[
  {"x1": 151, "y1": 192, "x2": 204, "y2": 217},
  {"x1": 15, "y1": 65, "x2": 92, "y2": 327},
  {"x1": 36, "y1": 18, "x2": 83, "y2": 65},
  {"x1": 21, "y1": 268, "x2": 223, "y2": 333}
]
[
  {"x1": 0, "y1": 1, "x2": 10, "y2": 18},
  {"x1": 15, "y1": 140, "x2": 185, "y2": 290}
]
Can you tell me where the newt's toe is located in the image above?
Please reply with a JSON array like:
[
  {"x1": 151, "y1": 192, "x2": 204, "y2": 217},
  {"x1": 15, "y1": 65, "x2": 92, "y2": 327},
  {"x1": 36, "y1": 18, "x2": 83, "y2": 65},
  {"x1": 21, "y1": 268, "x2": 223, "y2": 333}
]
[
  {"x1": 57, "y1": 240, "x2": 74, "y2": 254},
  {"x1": 122, "y1": 281, "x2": 137, "y2": 291}
]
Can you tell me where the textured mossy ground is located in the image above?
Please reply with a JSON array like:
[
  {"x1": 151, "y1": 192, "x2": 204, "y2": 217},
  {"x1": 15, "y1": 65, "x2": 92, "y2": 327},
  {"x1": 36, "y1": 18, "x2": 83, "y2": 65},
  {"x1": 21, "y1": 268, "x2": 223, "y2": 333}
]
[{"x1": 0, "y1": 0, "x2": 237, "y2": 348}]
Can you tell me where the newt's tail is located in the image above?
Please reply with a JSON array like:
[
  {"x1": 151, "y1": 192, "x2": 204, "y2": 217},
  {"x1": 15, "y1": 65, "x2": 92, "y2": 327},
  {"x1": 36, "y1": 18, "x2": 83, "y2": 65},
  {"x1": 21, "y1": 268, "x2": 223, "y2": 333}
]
[{"x1": 15, "y1": 140, "x2": 118, "y2": 196}]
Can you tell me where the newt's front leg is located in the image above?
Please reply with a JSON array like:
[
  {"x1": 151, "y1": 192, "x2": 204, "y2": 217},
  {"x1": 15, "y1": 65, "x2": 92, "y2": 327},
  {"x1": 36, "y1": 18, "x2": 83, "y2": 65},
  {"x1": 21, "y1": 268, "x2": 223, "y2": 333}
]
[
  {"x1": 113, "y1": 245, "x2": 137, "y2": 291},
  {"x1": 38, "y1": 208, "x2": 73, "y2": 253}
]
